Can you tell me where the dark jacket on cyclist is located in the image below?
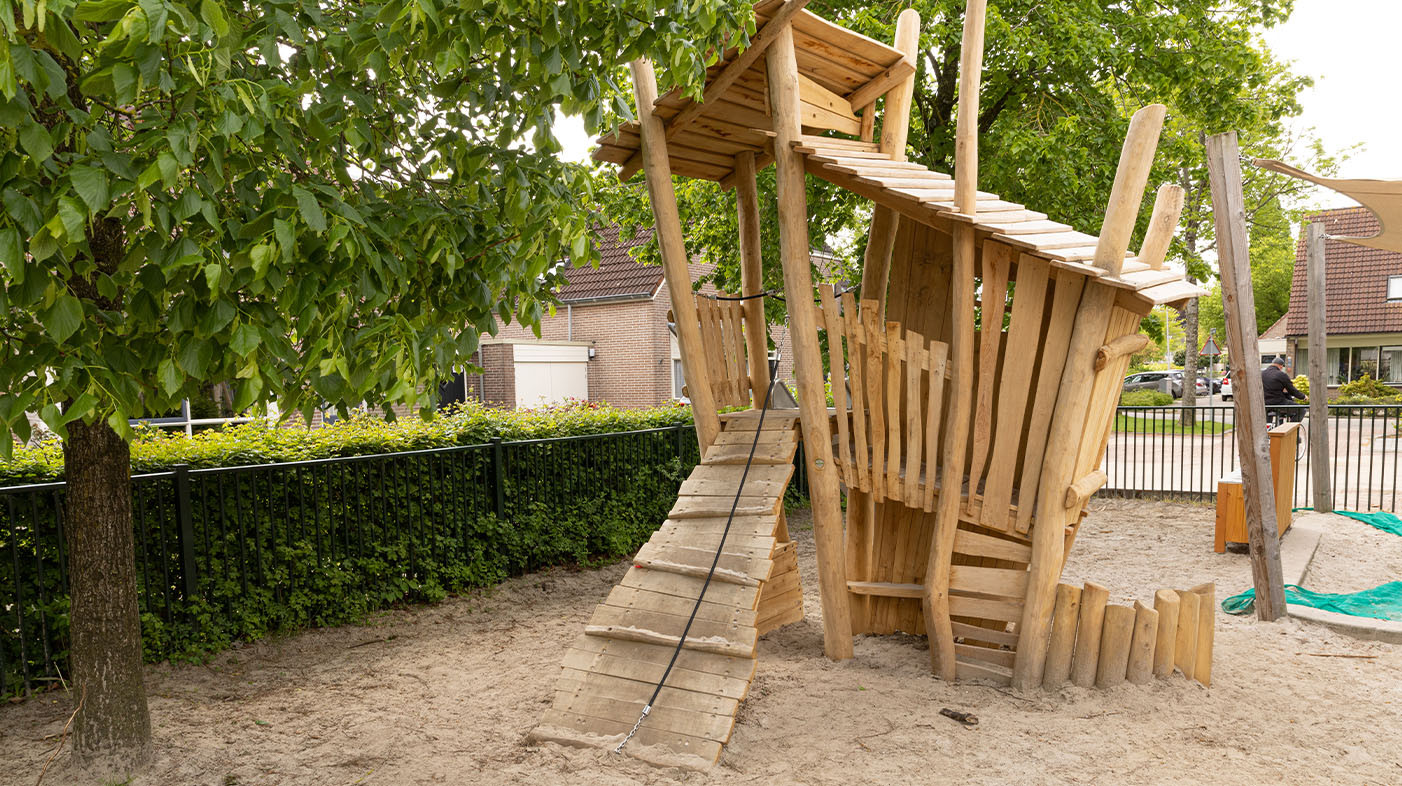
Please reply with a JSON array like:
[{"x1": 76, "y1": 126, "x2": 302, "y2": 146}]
[{"x1": 1262, "y1": 363, "x2": 1305, "y2": 406}]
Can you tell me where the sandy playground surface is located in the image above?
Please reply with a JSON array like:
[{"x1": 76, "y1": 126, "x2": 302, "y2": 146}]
[{"x1": 1, "y1": 500, "x2": 1400, "y2": 785}]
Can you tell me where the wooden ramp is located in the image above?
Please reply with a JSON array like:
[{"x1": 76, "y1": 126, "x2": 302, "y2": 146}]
[{"x1": 529, "y1": 411, "x2": 805, "y2": 770}]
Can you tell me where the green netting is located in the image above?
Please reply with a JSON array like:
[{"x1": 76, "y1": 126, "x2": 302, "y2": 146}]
[
  {"x1": 1334, "y1": 510, "x2": 1402, "y2": 537},
  {"x1": 1222, "y1": 583, "x2": 1402, "y2": 621}
]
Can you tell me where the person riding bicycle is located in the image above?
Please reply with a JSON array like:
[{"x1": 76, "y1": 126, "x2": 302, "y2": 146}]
[{"x1": 1262, "y1": 355, "x2": 1306, "y2": 424}]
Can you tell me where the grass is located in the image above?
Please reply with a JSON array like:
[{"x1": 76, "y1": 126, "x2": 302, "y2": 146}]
[{"x1": 1113, "y1": 413, "x2": 1234, "y2": 435}]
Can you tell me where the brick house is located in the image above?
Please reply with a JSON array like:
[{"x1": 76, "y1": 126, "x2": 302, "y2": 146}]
[
  {"x1": 1284, "y1": 207, "x2": 1402, "y2": 394},
  {"x1": 460, "y1": 225, "x2": 797, "y2": 409}
]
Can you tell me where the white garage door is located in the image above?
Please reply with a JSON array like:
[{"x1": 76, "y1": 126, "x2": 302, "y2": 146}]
[{"x1": 513, "y1": 344, "x2": 590, "y2": 409}]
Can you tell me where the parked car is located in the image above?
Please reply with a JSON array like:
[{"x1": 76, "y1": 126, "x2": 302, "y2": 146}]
[
  {"x1": 1167, "y1": 370, "x2": 1209, "y2": 398},
  {"x1": 1123, "y1": 371, "x2": 1182, "y2": 398},
  {"x1": 1221, "y1": 375, "x2": 1232, "y2": 400}
]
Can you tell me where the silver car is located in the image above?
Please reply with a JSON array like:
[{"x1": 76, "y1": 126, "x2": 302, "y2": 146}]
[{"x1": 1122, "y1": 371, "x2": 1181, "y2": 397}]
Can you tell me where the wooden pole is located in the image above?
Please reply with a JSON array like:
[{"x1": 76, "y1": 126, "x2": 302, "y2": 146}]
[
  {"x1": 1139, "y1": 184, "x2": 1185, "y2": 271},
  {"x1": 1205, "y1": 130, "x2": 1287, "y2": 621},
  {"x1": 629, "y1": 60, "x2": 722, "y2": 451},
  {"x1": 858, "y1": 8, "x2": 920, "y2": 312},
  {"x1": 735, "y1": 152, "x2": 771, "y2": 405},
  {"x1": 921, "y1": 0, "x2": 987, "y2": 683},
  {"x1": 1042, "y1": 583, "x2": 1082, "y2": 688},
  {"x1": 1307, "y1": 219, "x2": 1331, "y2": 512},
  {"x1": 1094, "y1": 104, "x2": 1167, "y2": 276},
  {"x1": 1069, "y1": 581, "x2": 1109, "y2": 688},
  {"x1": 765, "y1": 24, "x2": 854, "y2": 659}
]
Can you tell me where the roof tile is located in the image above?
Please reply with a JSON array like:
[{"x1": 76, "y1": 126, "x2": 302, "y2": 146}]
[{"x1": 1284, "y1": 207, "x2": 1402, "y2": 336}]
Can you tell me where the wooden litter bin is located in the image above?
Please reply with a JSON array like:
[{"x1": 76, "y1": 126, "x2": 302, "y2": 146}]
[{"x1": 1214, "y1": 422, "x2": 1300, "y2": 552}]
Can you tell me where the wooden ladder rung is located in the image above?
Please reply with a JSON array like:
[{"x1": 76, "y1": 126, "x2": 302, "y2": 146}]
[
  {"x1": 846, "y1": 581, "x2": 924, "y2": 598},
  {"x1": 954, "y1": 657, "x2": 1013, "y2": 685},
  {"x1": 584, "y1": 623, "x2": 756, "y2": 660}
]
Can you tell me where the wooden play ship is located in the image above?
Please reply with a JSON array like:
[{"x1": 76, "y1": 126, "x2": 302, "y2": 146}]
[{"x1": 530, "y1": 0, "x2": 1208, "y2": 769}]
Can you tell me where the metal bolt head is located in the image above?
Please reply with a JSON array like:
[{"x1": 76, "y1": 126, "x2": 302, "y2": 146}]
[{"x1": 814, "y1": 459, "x2": 825, "y2": 468}]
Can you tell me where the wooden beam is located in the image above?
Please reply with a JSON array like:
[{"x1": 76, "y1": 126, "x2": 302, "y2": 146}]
[
  {"x1": 629, "y1": 60, "x2": 722, "y2": 451},
  {"x1": 1139, "y1": 184, "x2": 1185, "y2": 270},
  {"x1": 1093, "y1": 104, "x2": 1167, "y2": 276},
  {"x1": 845, "y1": 55, "x2": 916, "y2": 112},
  {"x1": 1307, "y1": 219, "x2": 1331, "y2": 511},
  {"x1": 668, "y1": 0, "x2": 811, "y2": 142},
  {"x1": 1204, "y1": 130, "x2": 1287, "y2": 621},
  {"x1": 765, "y1": 24, "x2": 854, "y2": 660},
  {"x1": 734, "y1": 152, "x2": 771, "y2": 406}
]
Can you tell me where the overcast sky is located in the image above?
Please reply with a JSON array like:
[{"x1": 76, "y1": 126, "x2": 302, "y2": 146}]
[{"x1": 558, "y1": 0, "x2": 1399, "y2": 206}]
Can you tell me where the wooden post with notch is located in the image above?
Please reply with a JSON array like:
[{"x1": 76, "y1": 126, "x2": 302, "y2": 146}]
[
  {"x1": 1306, "y1": 219, "x2": 1331, "y2": 511},
  {"x1": 1205, "y1": 130, "x2": 1287, "y2": 621},
  {"x1": 765, "y1": 22, "x2": 854, "y2": 659},
  {"x1": 922, "y1": 0, "x2": 985, "y2": 681},
  {"x1": 629, "y1": 60, "x2": 722, "y2": 451}
]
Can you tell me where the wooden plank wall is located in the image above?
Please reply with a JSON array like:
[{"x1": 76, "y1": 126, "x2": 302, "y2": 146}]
[
  {"x1": 695, "y1": 295, "x2": 758, "y2": 409},
  {"x1": 1042, "y1": 581, "x2": 1216, "y2": 690}
]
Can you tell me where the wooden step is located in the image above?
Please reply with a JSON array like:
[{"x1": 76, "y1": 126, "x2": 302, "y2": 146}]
[
  {"x1": 678, "y1": 463, "x2": 793, "y2": 498},
  {"x1": 633, "y1": 542, "x2": 773, "y2": 585},
  {"x1": 587, "y1": 604, "x2": 758, "y2": 654},
  {"x1": 711, "y1": 428, "x2": 797, "y2": 446},
  {"x1": 585, "y1": 621, "x2": 755, "y2": 659},
  {"x1": 560, "y1": 645, "x2": 753, "y2": 701},
  {"x1": 658, "y1": 515, "x2": 782, "y2": 539},
  {"x1": 703, "y1": 443, "x2": 796, "y2": 465},
  {"x1": 948, "y1": 593, "x2": 1023, "y2": 623},
  {"x1": 647, "y1": 526, "x2": 778, "y2": 556},
  {"x1": 954, "y1": 657, "x2": 1013, "y2": 686},
  {"x1": 533, "y1": 709, "x2": 722, "y2": 771},
  {"x1": 603, "y1": 586, "x2": 757, "y2": 627},
  {"x1": 952, "y1": 528, "x2": 1032, "y2": 564},
  {"x1": 950, "y1": 620, "x2": 1019, "y2": 647},
  {"x1": 569, "y1": 635, "x2": 757, "y2": 682},
  {"x1": 556, "y1": 667, "x2": 741, "y2": 718},
  {"x1": 949, "y1": 565, "x2": 1029, "y2": 599},
  {"x1": 954, "y1": 642, "x2": 1016, "y2": 669},
  {"x1": 718, "y1": 410, "x2": 801, "y2": 430},
  {"x1": 619, "y1": 567, "x2": 761, "y2": 610},
  {"x1": 670, "y1": 495, "x2": 782, "y2": 519}
]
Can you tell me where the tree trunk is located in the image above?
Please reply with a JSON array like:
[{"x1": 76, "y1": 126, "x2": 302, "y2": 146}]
[
  {"x1": 63, "y1": 418, "x2": 152, "y2": 776},
  {"x1": 1182, "y1": 295, "x2": 1199, "y2": 428}
]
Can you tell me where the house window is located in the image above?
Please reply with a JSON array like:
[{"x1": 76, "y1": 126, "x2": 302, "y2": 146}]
[
  {"x1": 673, "y1": 359, "x2": 685, "y2": 399},
  {"x1": 1354, "y1": 346, "x2": 1380, "y2": 381},
  {"x1": 1389, "y1": 276, "x2": 1402, "y2": 302},
  {"x1": 1384, "y1": 347, "x2": 1402, "y2": 383}
]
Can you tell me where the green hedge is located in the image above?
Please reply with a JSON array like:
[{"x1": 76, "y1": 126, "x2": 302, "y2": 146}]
[
  {"x1": 0, "y1": 399, "x2": 695, "y2": 484},
  {"x1": 0, "y1": 402, "x2": 709, "y2": 694},
  {"x1": 1120, "y1": 390, "x2": 1173, "y2": 406}
]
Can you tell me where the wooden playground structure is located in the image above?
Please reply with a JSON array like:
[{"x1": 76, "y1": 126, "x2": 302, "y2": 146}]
[{"x1": 530, "y1": 0, "x2": 1209, "y2": 769}]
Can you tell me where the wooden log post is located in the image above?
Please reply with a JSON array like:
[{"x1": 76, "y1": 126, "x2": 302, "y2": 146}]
[
  {"x1": 922, "y1": 0, "x2": 987, "y2": 682},
  {"x1": 1070, "y1": 582, "x2": 1109, "y2": 688},
  {"x1": 1307, "y1": 219, "x2": 1331, "y2": 512},
  {"x1": 1095, "y1": 604, "x2": 1135, "y2": 688},
  {"x1": 1152, "y1": 589, "x2": 1180, "y2": 678},
  {"x1": 734, "y1": 151, "x2": 771, "y2": 405},
  {"x1": 858, "y1": 8, "x2": 920, "y2": 312},
  {"x1": 1139, "y1": 184, "x2": 1186, "y2": 271},
  {"x1": 765, "y1": 24, "x2": 854, "y2": 660},
  {"x1": 1126, "y1": 600, "x2": 1159, "y2": 685},
  {"x1": 1191, "y1": 582, "x2": 1215, "y2": 686},
  {"x1": 1042, "y1": 583, "x2": 1082, "y2": 688},
  {"x1": 629, "y1": 60, "x2": 722, "y2": 451},
  {"x1": 1174, "y1": 589, "x2": 1200, "y2": 677},
  {"x1": 1094, "y1": 104, "x2": 1167, "y2": 277},
  {"x1": 1205, "y1": 131, "x2": 1288, "y2": 621}
]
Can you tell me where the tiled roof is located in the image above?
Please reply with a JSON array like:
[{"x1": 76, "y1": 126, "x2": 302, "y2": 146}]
[
  {"x1": 1284, "y1": 207, "x2": 1402, "y2": 336},
  {"x1": 557, "y1": 225, "x2": 664, "y2": 302}
]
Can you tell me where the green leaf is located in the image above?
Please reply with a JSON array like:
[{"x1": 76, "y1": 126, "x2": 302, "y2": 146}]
[
  {"x1": 199, "y1": 0, "x2": 229, "y2": 37},
  {"x1": 41, "y1": 295, "x2": 83, "y2": 343},
  {"x1": 0, "y1": 228, "x2": 21, "y2": 283},
  {"x1": 19, "y1": 120, "x2": 53, "y2": 163},
  {"x1": 70, "y1": 165, "x2": 111, "y2": 214},
  {"x1": 74, "y1": 0, "x2": 134, "y2": 22},
  {"x1": 157, "y1": 358, "x2": 181, "y2": 395},
  {"x1": 292, "y1": 186, "x2": 327, "y2": 232},
  {"x1": 204, "y1": 262, "x2": 222, "y2": 292},
  {"x1": 230, "y1": 323, "x2": 261, "y2": 355}
]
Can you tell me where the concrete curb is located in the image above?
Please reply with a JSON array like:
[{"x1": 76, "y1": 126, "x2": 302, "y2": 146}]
[{"x1": 1281, "y1": 513, "x2": 1402, "y2": 644}]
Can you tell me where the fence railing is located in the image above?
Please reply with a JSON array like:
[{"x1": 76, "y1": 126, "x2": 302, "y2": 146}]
[
  {"x1": 1101, "y1": 403, "x2": 1402, "y2": 514},
  {"x1": 0, "y1": 425, "x2": 751, "y2": 697}
]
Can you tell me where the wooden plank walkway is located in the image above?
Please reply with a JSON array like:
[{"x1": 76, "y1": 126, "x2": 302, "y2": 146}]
[{"x1": 529, "y1": 411, "x2": 805, "y2": 770}]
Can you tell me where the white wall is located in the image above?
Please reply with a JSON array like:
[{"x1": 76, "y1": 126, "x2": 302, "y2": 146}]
[{"x1": 513, "y1": 343, "x2": 590, "y2": 408}]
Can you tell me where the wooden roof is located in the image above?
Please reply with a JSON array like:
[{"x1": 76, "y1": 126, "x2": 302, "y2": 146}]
[{"x1": 594, "y1": 1, "x2": 1206, "y2": 307}]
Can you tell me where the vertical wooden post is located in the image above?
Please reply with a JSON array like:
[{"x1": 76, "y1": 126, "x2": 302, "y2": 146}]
[
  {"x1": 922, "y1": 0, "x2": 986, "y2": 681},
  {"x1": 858, "y1": 8, "x2": 920, "y2": 312},
  {"x1": 1307, "y1": 219, "x2": 1331, "y2": 512},
  {"x1": 1205, "y1": 130, "x2": 1287, "y2": 621},
  {"x1": 1139, "y1": 184, "x2": 1185, "y2": 271},
  {"x1": 735, "y1": 151, "x2": 771, "y2": 405},
  {"x1": 629, "y1": 60, "x2": 721, "y2": 451},
  {"x1": 765, "y1": 24, "x2": 854, "y2": 659}
]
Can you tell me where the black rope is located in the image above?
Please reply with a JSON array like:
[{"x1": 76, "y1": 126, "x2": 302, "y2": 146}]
[
  {"x1": 699, "y1": 281, "x2": 860, "y2": 304},
  {"x1": 614, "y1": 354, "x2": 784, "y2": 755}
]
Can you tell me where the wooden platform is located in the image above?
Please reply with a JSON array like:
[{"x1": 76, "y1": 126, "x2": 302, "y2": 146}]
[{"x1": 529, "y1": 411, "x2": 805, "y2": 770}]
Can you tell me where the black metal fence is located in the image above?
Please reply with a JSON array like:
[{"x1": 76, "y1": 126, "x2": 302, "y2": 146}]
[
  {"x1": 1102, "y1": 403, "x2": 1402, "y2": 513},
  {"x1": 4, "y1": 424, "x2": 808, "y2": 697}
]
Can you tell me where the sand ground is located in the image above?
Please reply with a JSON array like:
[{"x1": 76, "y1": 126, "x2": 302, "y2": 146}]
[{"x1": 2, "y1": 500, "x2": 1399, "y2": 785}]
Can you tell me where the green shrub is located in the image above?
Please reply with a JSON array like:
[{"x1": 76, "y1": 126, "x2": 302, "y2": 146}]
[
  {"x1": 1338, "y1": 374, "x2": 1396, "y2": 400},
  {"x1": 1293, "y1": 375, "x2": 1310, "y2": 397},
  {"x1": 1120, "y1": 390, "x2": 1173, "y2": 406}
]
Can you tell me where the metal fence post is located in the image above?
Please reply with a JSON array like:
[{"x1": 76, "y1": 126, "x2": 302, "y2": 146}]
[
  {"x1": 173, "y1": 464, "x2": 198, "y2": 598},
  {"x1": 491, "y1": 438, "x2": 506, "y2": 519},
  {"x1": 675, "y1": 424, "x2": 685, "y2": 462}
]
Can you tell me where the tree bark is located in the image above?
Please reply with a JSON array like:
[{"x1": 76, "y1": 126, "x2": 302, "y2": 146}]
[
  {"x1": 63, "y1": 418, "x2": 152, "y2": 776},
  {"x1": 1182, "y1": 294, "x2": 1199, "y2": 428}
]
